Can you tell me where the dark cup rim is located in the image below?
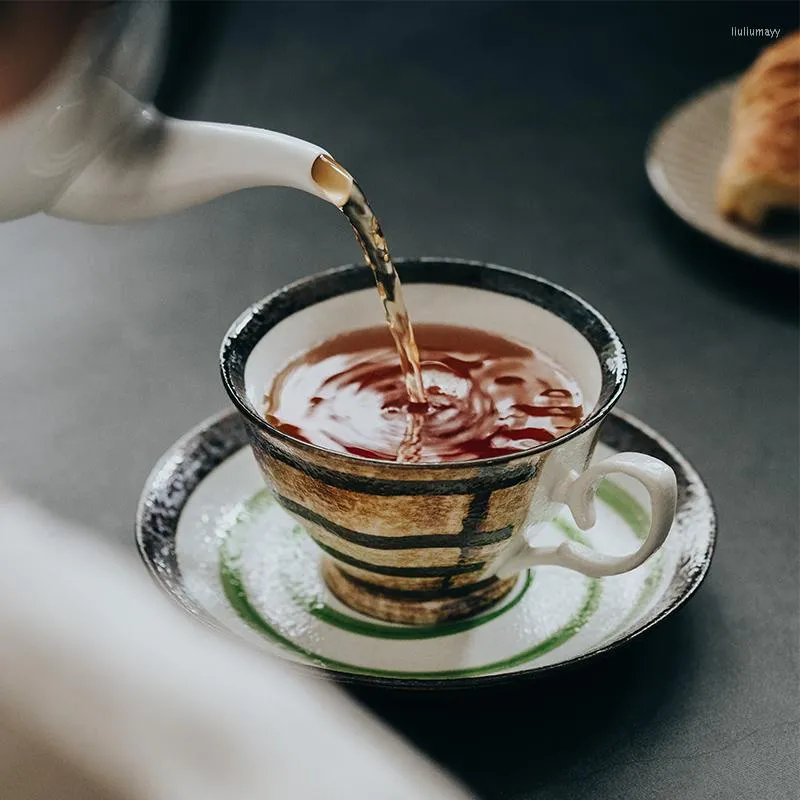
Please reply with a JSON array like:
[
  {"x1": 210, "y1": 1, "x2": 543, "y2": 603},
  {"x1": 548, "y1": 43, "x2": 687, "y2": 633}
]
[{"x1": 219, "y1": 258, "x2": 628, "y2": 470}]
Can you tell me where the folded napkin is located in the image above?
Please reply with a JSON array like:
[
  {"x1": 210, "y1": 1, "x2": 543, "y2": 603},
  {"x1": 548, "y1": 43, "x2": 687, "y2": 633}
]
[{"x1": 0, "y1": 488, "x2": 470, "y2": 800}]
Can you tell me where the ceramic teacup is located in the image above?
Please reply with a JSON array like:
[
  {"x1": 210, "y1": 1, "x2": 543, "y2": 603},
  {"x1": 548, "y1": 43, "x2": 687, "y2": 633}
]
[{"x1": 220, "y1": 259, "x2": 677, "y2": 625}]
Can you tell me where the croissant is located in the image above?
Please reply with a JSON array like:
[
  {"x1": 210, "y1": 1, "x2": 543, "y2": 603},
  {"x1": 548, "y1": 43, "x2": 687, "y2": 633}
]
[{"x1": 716, "y1": 32, "x2": 800, "y2": 226}]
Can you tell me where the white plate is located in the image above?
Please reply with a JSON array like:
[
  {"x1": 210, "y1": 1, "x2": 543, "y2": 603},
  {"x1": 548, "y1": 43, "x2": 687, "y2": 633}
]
[{"x1": 647, "y1": 79, "x2": 800, "y2": 270}]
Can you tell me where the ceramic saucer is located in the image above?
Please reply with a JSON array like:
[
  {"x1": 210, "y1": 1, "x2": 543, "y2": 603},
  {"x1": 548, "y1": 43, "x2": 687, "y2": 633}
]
[
  {"x1": 646, "y1": 79, "x2": 800, "y2": 270},
  {"x1": 136, "y1": 409, "x2": 715, "y2": 689}
]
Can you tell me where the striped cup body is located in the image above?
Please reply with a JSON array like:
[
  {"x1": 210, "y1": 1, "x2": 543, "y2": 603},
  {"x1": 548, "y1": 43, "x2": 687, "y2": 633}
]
[{"x1": 242, "y1": 419, "x2": 561, "y2": 624}]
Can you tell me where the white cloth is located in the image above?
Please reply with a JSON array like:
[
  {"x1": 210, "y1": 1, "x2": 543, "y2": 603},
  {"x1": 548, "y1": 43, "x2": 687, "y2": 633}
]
[{"x1": 0, "y1": 489, "x2": 471, "y2": 800}]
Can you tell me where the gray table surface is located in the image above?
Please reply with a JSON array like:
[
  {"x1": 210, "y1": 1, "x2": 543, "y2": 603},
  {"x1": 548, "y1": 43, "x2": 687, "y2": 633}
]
[{"x1": 1, "y1": 3, "x2": 797, "y2": 798}]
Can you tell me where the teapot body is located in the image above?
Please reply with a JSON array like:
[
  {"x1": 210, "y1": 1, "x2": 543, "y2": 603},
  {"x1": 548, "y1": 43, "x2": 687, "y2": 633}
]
[
  {"x1": 0, "y1": 3, "x2": 168, "y2": 222},
  {"x1": 0, "y1": 3, "x2": 347, "y2": 224}
]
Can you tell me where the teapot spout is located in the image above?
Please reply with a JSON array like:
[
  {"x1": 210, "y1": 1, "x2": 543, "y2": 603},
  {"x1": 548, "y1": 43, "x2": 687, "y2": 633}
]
[{"x1": 48, "y1": 111, "x2": 352, "y2": 223}]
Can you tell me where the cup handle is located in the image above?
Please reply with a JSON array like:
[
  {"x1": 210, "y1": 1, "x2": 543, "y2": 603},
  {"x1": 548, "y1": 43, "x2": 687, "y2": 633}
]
[{"x1": 495, "y1": 453, "x2": 677, "y2": 579}]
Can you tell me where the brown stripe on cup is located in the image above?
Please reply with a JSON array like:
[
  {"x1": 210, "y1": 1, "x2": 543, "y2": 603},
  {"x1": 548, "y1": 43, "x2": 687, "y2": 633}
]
[{"x1": 323, "y1": 562, "x2": 518, "y2": 625}]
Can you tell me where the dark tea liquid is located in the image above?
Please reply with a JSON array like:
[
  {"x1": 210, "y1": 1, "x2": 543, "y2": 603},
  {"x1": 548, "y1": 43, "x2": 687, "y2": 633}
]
[{"x1": 265, "y1": 324, "x2": 584, "y2": 463}]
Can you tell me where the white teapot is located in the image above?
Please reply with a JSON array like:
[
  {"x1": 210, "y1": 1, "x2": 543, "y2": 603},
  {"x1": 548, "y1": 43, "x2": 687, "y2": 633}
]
[{"x1": 0, "y1": 2, "x2": 352, "y2": 224}]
